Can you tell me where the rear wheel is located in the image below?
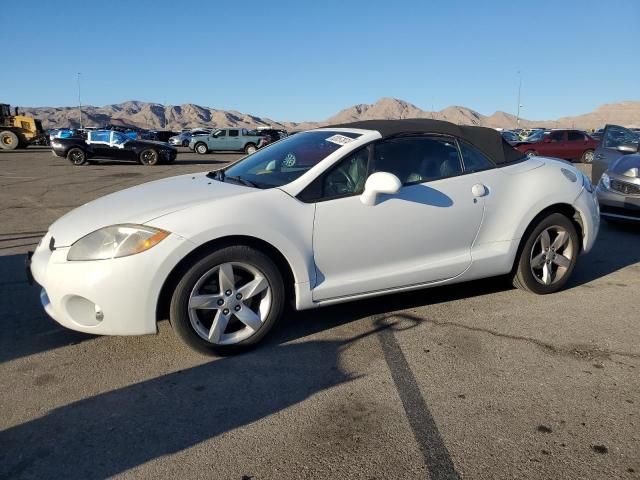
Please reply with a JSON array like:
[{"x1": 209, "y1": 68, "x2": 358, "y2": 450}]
[
  {"x1": 195, "y1": 142, "x2": 208, "y2": 155},
  {"x1": 66, "y1": 148, "x2": 87, "y2": 166},
  {"x1": 244, "y1": 143, "x2": 257, "y2": 155},
  {"x1": 170, "y1": 246, "x2": 285, "y2": 355},
  {"x1": 0, "y1": 131, "x2": 19, "y2": 150},
  {"x1": 581, "y1": 149, "x2": 594, "y2": 164},
  {"x1": 139, "y1": 149, "x2": 159, "y2": 165},
  {"x1": 512, "y1": 213, "x2": 579, "y2": 294},
  {"x1": 525, "y1": 149, "x2": 537, "y2": 157}
]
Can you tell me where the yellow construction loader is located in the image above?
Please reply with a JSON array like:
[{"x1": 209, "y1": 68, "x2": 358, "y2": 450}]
[{"x1": 0, "y1": 103, "x2": 46, "y2": 150}]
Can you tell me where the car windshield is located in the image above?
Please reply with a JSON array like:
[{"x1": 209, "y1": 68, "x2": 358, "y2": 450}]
[
  {"x1": 216, "y1": 130, "x2": 362, "y2": 189},
  {"x1": 526, "y1": 131, "x2": 545, "y2": 142}
]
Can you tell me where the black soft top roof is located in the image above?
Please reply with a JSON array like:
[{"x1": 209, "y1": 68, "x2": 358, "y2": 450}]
[{"x1": 326, "y1": 119, "x2": 525, "y2": 165}]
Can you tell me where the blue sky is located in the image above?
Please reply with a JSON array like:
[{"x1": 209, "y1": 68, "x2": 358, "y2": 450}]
[{"x1": 3, "y1": 0, "x2": 638, "y2": 122}]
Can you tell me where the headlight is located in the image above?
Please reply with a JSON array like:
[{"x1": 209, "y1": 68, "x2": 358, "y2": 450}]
[
  {"x1": 599, "y1": 173, "x2": 610, "y2": 191},
  {"x1": 67, "y1": 224, "x2": 169, "y2": 261},
  {"x1": 581, "y1": 171, "x2": 595, "y2": 193}
]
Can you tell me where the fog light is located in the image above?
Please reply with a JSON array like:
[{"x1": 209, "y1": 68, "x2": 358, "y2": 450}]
[{"x1": 95, "y1": 305, "x2": 104, "y2": 322}]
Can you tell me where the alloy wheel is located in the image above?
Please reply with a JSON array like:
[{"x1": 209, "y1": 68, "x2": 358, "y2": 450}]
[
  {"x1": 583, "y1": 150, "x2": 594, "y2": 163},
  {"x1": 141, "y1": 150, "x2": 157, "y2": 164},
  {"x1": 529, "y1": 226, "x2": 574, "y2": 286},
  {"x1": 188, "y1": 262, "x2": 272, "y2": 345},
  {"x1": 71, "y1": 151, "x2": 84, "y2": 164}
]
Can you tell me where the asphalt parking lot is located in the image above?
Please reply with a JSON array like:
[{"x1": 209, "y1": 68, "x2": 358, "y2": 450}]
[{"x1": 0, "y1": 147, "x2": 638, "y2": 480}]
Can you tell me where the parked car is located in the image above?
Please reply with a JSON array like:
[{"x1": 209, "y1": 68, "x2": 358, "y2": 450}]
[
  {"x1": 590, "y1": 128, "x2": 604, "y2": 141},
  {"x1": 50, "y1": 129, "x2": 177, "y2": 166},
  {"x1": 592, "y1": 124, "x2": 640, "y2": 184},
  {"x1": 146, "y1": 130, "x2": 178, "y2": 142},
  {"x1": 168, "y1": 129, "x2": 211, "y2": 147},
  {"x1": 29, "y1": 119, "x2": 599, "y2": 355},
  {"x1": 189, "y1": 128, "x2": 266, "y2": 155},
  {"x1": 247, "y1": 128, "x2": 287, "y2": 148},
  {"x1": 597, "y1": 150, "x2": 640, "y2": 222},
  {"x1": 501, "y1": 130, "x2": 520, "y2": 145},
  {"x1": 515, "y1": 129, "x2": 599, "y2": 163}
]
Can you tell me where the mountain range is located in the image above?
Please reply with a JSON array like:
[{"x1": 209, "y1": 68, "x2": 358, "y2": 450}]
[{"x1": 20, "y1": 98, "x2": 640, "y2": 132}]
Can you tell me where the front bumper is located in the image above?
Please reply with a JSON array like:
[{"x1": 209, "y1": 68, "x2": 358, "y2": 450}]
[
  {"x1": 597, "y1": 185, "x2": 640, "y2": 221},
  {"x1": 30, "y1": 231, "x2": 195, "y2": 336}
]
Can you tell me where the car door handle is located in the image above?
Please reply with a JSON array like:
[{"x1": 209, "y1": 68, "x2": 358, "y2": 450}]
[{"x1": 472, "y1": 183, "x2": 488, "y2": 197}]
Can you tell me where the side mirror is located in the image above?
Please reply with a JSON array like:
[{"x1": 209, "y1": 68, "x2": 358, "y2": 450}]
[
  {"x1": 617, "y1": 143, "x2": 639, "y2": 154},
  {"x1": 360, "y1": 172, "x2": 402, "y2": 206}
]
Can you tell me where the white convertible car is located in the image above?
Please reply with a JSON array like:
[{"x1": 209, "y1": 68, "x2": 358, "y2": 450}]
[{"x1": 29, "y1": 120, "x2": 600, "y2": 354}]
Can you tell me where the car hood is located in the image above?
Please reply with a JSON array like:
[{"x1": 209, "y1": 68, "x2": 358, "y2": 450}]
[{"x1": 49, "y1": 173, "x2": 253, "y2": 246}]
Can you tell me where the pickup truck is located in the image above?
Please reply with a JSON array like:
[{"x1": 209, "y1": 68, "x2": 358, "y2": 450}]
[
  {"x1": 50, "y1": 129, "x2": 177, "y2": 166},
  {"x1": 189, "y1": 128, "x2": 267, "y2": 155}
]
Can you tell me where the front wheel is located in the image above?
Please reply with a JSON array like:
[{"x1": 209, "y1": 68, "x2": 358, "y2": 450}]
[
  {"x1": 139, "y1": 149, "x2": 159, "y2": 165},
  {"x1": 195, "y1": 142, "x2": 208, "y2": 155},
  {"x1": 0, "y1": 131, "x2": 20, "y2": 150},
  {"x1": 512, "y1": 213, "x2": 579, "y2": 294},
  {"x1": 66, "y1": 147, "x2": 87, "y2": 166},
  {"x1": 525, "y1": 149, "x2": 537, "y2": 157},
  {"x1": 581, "y1": 149, "x2": 594, "y2": 164},
  {"x1": 170, "y1": 246, "x2": 285, "y2": 355}
]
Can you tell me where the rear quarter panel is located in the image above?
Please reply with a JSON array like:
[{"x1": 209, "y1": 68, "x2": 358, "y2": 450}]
[{"x1": 476, "y1": 158, "x2": 583, "y2": 246}]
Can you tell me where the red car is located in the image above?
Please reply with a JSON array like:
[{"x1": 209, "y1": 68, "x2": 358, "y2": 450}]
[{"x1": 515, "y1": 129, "x2": 599, "y2": 163}]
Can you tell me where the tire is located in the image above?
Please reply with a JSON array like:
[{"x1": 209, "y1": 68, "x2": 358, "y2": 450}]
[
  {"x1": 170, "y1": 245, "x2": 285, "y2": 355},
  {"x1": 581, "y1": 149, "x2": 594, "y2": 164},
  {"x1": 244, "y1": 143, "x2": 257, "y2": 155},
  {"x1": 0, "y1": 131, "x2": 19, "y2": 150},
  {"x1": 195, "y1": 142, "x2": 208, "y2": 155},
  {"x1": 66, "y1": 147, "x2": 87, "y2": 166},
  {"x1": 512, "y1": 212, "x2": 579, "y2": 294},
  {"x1": 525, "y1": 149, "x2": 537, "y2": 157},
  {"x1": 139, "y1": 149, "x2": 159, "y2": 165}
]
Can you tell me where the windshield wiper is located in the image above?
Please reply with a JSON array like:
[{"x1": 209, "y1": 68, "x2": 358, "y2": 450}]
[{"x1": 225, "y1": 175, "x2": 259, "y2": 188}]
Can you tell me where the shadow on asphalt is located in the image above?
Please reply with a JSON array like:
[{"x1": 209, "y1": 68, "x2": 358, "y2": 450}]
[
  {"x1": 0, "y1": 317, "x2": 453, "y2": 480},
  {"x1": 568, "y1": 220, "x2": 640, "y2": 288}
]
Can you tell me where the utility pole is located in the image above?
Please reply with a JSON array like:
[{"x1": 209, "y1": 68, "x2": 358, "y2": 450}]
[
  {"x1": 77, "y1": 72, "x2": 83, "y2": 129},
  {"x1": 516, "y1": 70, "x2": 522, "y2": 128}
]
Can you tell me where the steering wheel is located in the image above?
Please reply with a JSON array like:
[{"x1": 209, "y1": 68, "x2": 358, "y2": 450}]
[{"x1": 326, "y1": 167, "x2": 356, "y2": 195}]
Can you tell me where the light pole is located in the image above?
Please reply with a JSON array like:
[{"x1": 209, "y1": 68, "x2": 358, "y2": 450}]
[
  {"x1": 516, "y1": 70, "x2": 522, "y2": 128},
  {"x1": 77, "y1": 72, "x2": 83, "y2": 129}
]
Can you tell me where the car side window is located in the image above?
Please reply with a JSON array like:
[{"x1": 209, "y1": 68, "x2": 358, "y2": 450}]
[
  {"x1": 548, "y1": 131, "x2": 564, "y2": 143},
  {"x1": 111, "y1": 132, "x2": 127, "y2": 145},
  {"x1": 321, "y1": 147, "x2": 369, "y2": 198},
  {"x1": 229, "y1": 130, "x2": 239, "y2": 137},
  {"x1": 567, "y1": 131, "x2": 584, "y2": 142},
  {"x1": 603, "y1": 126, "x2": 639, "y2": 149},
  {"x1": 458, "y1": 140, "x2": 495, "y2": 172},
  {"x1": 214, "y1": 130, "x2": 226, "y2": 137},
  {"x1": 372, "y1": 136, "x2": 462, "y2": 185},
  {"x1": 91, "y1": 131, "x2": 110, "y2": 143}
]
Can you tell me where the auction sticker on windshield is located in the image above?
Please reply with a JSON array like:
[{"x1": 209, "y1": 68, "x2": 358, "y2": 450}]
[{"x1": 325, "y1": 134, "x2": 354, "y2": 146}]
